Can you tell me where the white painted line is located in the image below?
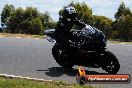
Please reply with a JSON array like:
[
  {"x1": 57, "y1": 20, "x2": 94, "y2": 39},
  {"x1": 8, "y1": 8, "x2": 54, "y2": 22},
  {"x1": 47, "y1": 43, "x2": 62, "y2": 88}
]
[
  {"x1": 121, "y1": 43, "x2": 126, "y2": 44},
  {"x1": 16, "y1": 37, "x2": 21, "y2": 38},
  {"x1": 27, "y1": 37, "x2": 31, "y2": 38},
  {"x1": 35, "y1": 38, "x2": 40, "y2": 39},
  {"x1": 0, "y1": 74, "x2": 52, "y2": 82}
]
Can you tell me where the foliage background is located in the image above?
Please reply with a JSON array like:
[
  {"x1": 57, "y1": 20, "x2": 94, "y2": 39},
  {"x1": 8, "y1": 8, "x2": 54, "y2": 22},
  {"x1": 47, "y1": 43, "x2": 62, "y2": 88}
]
[{"x1": 0, "y1": 2, "x2": 132, "y2": 41}]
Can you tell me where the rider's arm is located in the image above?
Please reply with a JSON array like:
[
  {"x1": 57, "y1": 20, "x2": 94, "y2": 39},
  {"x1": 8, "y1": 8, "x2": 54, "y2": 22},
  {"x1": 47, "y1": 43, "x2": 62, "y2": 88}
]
[{"x1": 73, "y1": 18, "x2": 86, "y2": 28}]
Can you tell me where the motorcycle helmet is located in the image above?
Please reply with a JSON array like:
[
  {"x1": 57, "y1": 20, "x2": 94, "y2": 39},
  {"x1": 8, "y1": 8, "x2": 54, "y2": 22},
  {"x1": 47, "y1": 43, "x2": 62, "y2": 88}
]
[{"x1": 61, "y1": 6, "x2": 77, "y2": 20}]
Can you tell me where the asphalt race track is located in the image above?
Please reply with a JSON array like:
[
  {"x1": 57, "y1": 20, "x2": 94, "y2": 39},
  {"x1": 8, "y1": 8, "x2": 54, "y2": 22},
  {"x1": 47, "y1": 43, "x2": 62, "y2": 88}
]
[{"x1": 0, "y1": 37, "x2": 131, "y2": 88}]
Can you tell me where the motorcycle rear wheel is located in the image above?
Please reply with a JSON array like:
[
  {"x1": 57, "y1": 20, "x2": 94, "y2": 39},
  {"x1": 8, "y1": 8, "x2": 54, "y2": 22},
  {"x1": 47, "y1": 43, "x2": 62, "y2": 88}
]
[{"x1": 52, "y1": 44, "x2": 74, "y2": 69}]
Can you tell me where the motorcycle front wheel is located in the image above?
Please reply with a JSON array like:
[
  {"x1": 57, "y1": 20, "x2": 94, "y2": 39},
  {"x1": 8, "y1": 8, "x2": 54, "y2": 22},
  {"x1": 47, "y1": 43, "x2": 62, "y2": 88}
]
[
  {"x1": 100, "y1": 50, "x2": 120, "y2": 74},
  {"x1": 52, "y1": 44, "x2": 74, "y2": 69}
]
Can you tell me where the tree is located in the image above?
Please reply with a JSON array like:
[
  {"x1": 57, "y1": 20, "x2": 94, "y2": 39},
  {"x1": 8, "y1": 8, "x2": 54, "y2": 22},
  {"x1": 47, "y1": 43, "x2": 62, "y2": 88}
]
[
  {"x1": 7, "y1": 15, "x2": 17, "y2": 33},
  {"x1": 24, "y1": 7, "x2": 39, "y2": 19},
  {"x1": 113, "y1": 2, "x2": 132, "y2": 41},
  {"x1": 27, "y1": 18, "x2": 43, "y2": 35},
  {"x1": 12, "y1": 7, "x2": 24, "y2": 33},
  {"x1": 82, "y1": 11, "x2": 93, "y2": 25},
  {"x1": 7, "y1": 7, "x2": 26, "y2": 33},
  {"x1": 1, "y1": 4, "x2": 15, "y2": 27},
  {"x1": 113, "y1": 15, "x2": 132, "y2": 41},
  {"x1": 93, "y1": 15, "x2": 113, "y2": 38},
  {"x1": 115, "y1": 2, "x2": 132, "y2": 20},
  {"x1": 73, "y1": 2, "x2": 93, "y2": 25},
  {"x1": 40, "y1": 12, "x2": 52, "y2": 29},
  {"x1": 1, "y1": 4, "x2": 55, "y2": 34}
]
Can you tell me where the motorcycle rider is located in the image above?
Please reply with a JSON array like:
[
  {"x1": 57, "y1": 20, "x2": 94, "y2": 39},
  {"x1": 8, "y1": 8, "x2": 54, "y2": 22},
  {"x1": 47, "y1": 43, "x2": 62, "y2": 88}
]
[{"x1": 54, "y1": 6, "x2": 86, "y2": 59}]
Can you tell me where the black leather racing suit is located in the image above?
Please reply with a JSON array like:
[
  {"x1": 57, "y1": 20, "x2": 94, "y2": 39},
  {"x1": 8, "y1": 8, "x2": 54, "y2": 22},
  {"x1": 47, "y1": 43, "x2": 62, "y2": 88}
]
[{"x1": 54, "y1": 16, "x2": 86, "y2": 59}]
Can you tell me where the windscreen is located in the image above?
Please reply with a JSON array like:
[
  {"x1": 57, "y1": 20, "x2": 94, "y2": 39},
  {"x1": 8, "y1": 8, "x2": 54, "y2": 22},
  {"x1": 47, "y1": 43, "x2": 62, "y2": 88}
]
[{"x1": 81, "y1": 25, "x2": 96, "y2": 37}]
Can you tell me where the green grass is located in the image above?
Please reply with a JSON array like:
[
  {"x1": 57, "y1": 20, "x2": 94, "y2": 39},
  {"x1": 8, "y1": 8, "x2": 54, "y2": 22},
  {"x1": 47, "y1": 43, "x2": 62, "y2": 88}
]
[{"x1": 0, "y1": 77, "x2": 96, "y2": 88}]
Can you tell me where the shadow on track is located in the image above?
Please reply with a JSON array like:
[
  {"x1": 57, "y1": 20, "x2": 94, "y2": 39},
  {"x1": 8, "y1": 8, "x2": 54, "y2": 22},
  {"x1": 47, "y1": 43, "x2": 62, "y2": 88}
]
[{"x1": 36, "y1": 67, "x2": 108, "y2": 77}]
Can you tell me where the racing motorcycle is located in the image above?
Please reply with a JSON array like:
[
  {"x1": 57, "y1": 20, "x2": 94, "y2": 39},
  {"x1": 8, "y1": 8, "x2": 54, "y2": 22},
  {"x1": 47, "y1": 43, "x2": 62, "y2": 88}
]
[{"x1": 44, "y1": 25, "x2": 120, "y2": 74}]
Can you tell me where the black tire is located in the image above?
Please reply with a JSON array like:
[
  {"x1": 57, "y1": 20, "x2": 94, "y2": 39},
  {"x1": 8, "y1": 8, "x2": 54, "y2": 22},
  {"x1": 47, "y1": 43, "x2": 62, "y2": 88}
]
[
  {"x1": 52, "y1": 44, "x2": 74, "y2": 69},
  {"x1": 101, "y1": 50, "x2": 120, "y2": 74}
]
